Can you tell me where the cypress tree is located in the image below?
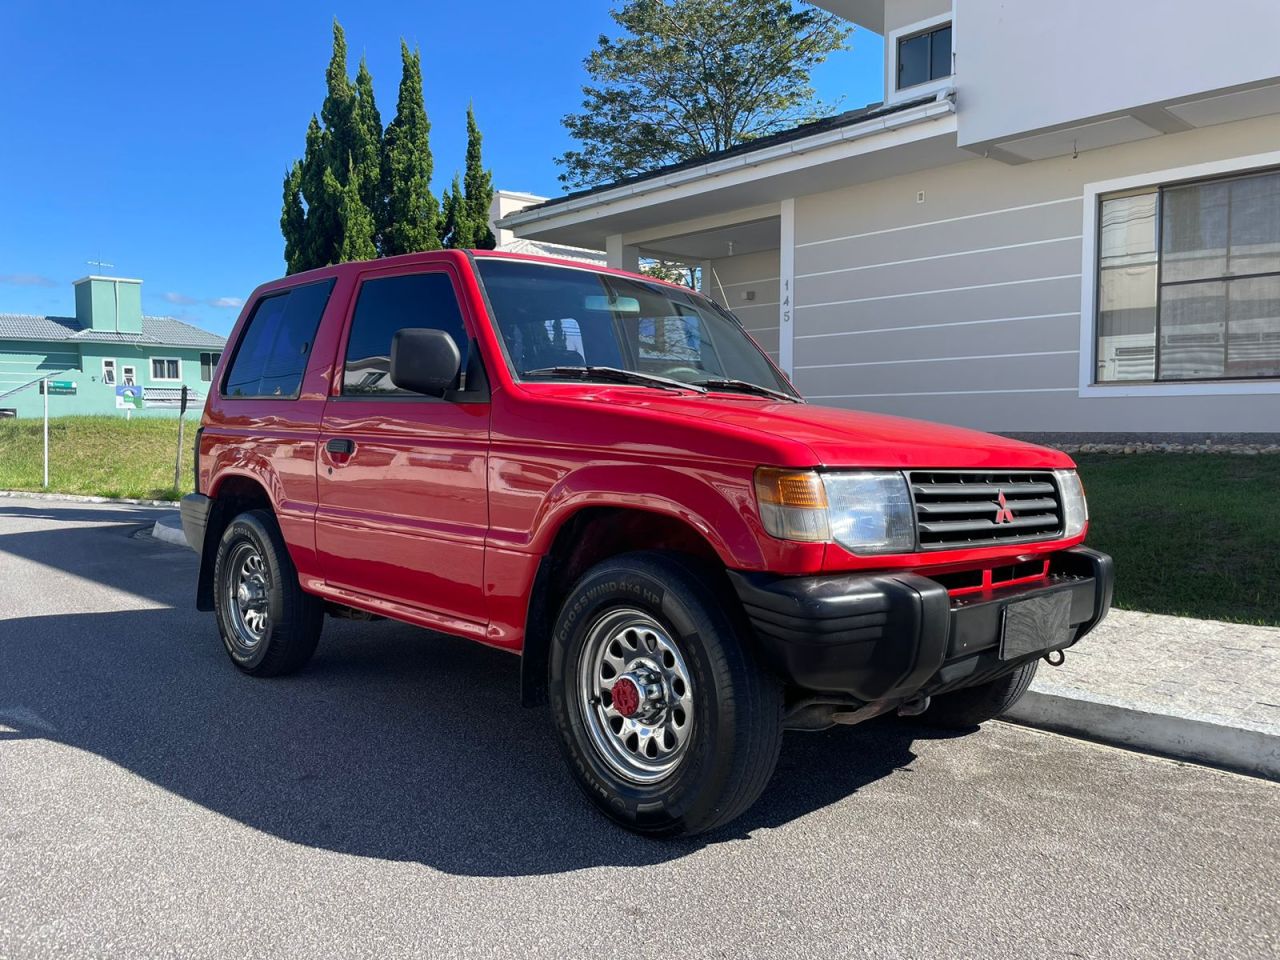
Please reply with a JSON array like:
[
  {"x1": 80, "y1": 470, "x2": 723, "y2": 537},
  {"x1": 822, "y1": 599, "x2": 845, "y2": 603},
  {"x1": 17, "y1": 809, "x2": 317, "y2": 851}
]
[
  {"x1": 298, "y1": 114, "x2": 339, "y2": 268},
  {"x1": 280, "y1": 161, "x2": 307, "y2": 274},
  {"x1": 441, "y1": 173, "x2": 464, "y2": 249},
  {"x1": 353, "y1": 57, "x2": 385, "y2": 238},
  {"x1": 330, "y1": 158, "x2": 377, "y2": 262},
  {"x1": 461, "y1": 105, "x2": 496, "y2": 249},
  {"x1": 321, "y1": 20, "x2": 358, "y2": 189},
  {"x1": 381, "y1": 41, "x2": 440, "y2": 255}
]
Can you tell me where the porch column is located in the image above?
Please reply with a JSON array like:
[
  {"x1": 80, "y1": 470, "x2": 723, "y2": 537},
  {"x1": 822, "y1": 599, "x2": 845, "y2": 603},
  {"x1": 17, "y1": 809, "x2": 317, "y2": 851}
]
[
  {"x1": 778, "y1": 198, "x2": 796, "y2": 378},
  {"x1": 605, "y1": 234, "x2": 640, "y2": 272},
  {"x1": 698, "y1": 260, "x2": 715, "y2": 301}
]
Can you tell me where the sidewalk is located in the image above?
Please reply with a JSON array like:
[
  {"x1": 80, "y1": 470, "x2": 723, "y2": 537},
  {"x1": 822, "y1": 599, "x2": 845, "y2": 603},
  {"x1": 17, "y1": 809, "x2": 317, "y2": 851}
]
[{"x1": 1007, "y1": 608, "x2": 1280, "y2": 778}]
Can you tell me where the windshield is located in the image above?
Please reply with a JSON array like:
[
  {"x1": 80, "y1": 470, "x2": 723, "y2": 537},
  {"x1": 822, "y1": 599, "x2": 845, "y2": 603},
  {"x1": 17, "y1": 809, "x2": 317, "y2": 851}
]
[{"x1": 475, "y1": 258, "x2": 798, "y2": 398}]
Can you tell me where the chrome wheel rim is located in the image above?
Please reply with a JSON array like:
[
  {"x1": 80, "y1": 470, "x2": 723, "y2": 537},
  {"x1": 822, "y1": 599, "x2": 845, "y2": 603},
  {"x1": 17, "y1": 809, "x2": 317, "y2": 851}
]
[
  {"x1": 226, "y1": 542, "x2": 270, "y2": 651},
  {"x1": 578, "y1": 607, "x2": 695, "y2": 784}
]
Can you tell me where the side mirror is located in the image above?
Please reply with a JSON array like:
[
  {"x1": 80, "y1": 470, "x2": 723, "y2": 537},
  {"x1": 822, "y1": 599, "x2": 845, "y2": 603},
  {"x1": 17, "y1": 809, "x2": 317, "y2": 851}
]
[{"x1": 390, "y1": 328, "x2": 462, "y2": 397}]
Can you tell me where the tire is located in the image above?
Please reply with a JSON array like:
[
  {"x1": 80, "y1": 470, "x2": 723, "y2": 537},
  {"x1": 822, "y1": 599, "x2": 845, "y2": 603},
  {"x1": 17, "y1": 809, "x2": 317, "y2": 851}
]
[
  {"x1": 922, "y1": 659, "x2": 1039, "y2": 728},
  {"x1": 212, "y1": 509, "x2": 323, "y2": 677},
  {"x1": 548, "y1": 551, "x2": 783, "y2": 837}
]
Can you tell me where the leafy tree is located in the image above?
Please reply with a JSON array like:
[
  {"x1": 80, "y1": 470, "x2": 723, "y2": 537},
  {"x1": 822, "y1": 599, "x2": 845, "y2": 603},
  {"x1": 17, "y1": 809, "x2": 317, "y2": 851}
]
[
  {"x1": 462, "y1": 105, "x2": 496, "y2": 249},
  {"x1": 558, "y1": 0, "x2": 850, "y2": 188},
  {"x1": 381, "y1": 41, "x2": 440, "y2": 255},
  {"x1": 643, "y1": 258, "x2": 697, "y2": 287}
]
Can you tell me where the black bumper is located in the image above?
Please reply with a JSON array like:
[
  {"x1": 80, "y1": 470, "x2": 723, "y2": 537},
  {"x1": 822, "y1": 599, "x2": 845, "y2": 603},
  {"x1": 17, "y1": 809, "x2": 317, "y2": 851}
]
[
  {"x1": 180, "y1": 493, "x2": 212, "y2": 554},
  {"x1": 728, "y1": 547, "x2": 1113, "y2": 703}
]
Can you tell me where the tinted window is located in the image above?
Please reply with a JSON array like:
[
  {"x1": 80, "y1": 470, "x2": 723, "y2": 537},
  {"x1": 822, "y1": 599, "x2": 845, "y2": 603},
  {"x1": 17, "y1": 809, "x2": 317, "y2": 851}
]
[
  {"x1": 343, "y1": 272, "x2": 469, "y2": 395},
  {"x1": 898, "y1": 24, "x2": 951, "y2": 89},
  {"x1": 223, "y1": 280, "x2": 333, "y2": 398}
]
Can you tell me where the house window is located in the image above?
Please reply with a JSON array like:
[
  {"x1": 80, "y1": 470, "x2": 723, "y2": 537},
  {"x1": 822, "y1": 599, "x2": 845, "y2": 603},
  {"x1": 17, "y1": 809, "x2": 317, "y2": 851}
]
[
  {"x1": 897, "y1": 23, "x2": 951, "y2": 90},
  {"x1": 1096, "y1": 167, "x2": 1280, "y2": 382},
  {"x1": 101, "y1": 359, "x2": 116, "y2": 385},
  {"x1": 200, "y1": 351, "x2": 221, "y2": 381},
  {"x1": 151, "y1": 357, "x2": 181, "y2": 381},
  {"x1": 122, "y1": 365, "x2": 136, "y2": 386}
]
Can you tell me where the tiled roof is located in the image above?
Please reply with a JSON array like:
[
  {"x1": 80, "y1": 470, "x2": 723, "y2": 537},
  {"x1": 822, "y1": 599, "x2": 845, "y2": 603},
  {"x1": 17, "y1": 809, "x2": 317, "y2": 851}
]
[
  {"x1": 0, "y1": 314, "x2": 80, "y2": 340},
  {"x1": 0, "y1": 313, "x2": 224, "y2": 348},
  {"x1": 512, "y1": 95, "x2": 941, "y2": 216},
  {"x1": 496, "y1": 237, "x2": 607, "y2": 264}
]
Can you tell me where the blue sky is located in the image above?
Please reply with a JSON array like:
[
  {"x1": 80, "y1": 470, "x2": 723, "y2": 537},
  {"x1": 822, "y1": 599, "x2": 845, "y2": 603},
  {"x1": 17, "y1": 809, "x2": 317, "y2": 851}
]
[{"x1": 0, "y1": 1, "x2": 883, "y2": 336}]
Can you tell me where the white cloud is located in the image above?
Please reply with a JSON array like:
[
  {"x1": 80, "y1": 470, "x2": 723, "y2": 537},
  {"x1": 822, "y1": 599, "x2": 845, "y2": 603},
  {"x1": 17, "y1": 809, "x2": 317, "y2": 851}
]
[
  {"x1": 0, "y1": 273, "x2": 57, "y2": 287},
  {"x1": 163, "y1": 291, "x2": 199, "y2": 305},
  {"x1": 208, "y1": 296, "x2": 244, "y2": 309}
]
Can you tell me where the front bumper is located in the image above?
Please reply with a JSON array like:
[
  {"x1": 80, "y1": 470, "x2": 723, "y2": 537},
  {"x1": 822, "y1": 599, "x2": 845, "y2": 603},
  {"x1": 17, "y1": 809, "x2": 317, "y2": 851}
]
[{"x1": 728, "y1": 547, "x2": 1113, "y2": 704}]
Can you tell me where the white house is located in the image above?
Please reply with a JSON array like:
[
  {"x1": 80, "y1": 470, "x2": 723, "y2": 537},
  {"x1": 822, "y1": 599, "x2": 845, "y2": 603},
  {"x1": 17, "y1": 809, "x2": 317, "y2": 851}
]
[{"x1": 499, "y1": 0, "x2": 1280, "y2": 441}]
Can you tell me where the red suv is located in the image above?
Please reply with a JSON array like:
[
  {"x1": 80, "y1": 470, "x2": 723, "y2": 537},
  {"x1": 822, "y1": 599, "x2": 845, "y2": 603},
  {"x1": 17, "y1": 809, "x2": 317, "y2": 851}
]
[{"x1": 181, "y1": 250, "x2": 1112, "y2": 836}]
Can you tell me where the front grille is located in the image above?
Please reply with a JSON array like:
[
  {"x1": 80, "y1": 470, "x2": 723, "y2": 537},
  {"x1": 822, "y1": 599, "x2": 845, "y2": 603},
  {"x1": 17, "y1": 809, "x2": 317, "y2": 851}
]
[{"x1": 909, "y1": 471, "x2": 1063, "y2": 549}]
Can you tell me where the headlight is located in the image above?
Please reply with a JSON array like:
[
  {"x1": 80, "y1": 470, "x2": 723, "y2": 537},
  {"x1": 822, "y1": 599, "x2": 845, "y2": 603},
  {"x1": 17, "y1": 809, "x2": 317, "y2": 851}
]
[
  {"x1": 754, "y1": 469, "x2": 915, "y2": 554},
  {"x1": 1054, "y1": 469, "x2": 1088, "y2": 538}
]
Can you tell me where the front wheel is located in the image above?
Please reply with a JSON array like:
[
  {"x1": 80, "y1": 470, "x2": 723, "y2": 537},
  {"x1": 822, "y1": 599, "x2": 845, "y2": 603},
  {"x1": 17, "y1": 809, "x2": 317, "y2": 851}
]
[
  {"x1": 548, "y1": 552, "x2": 783, "y2": 837},
  {"x1": 212, "y1": 509, "x2": 323, "y2": 677}
]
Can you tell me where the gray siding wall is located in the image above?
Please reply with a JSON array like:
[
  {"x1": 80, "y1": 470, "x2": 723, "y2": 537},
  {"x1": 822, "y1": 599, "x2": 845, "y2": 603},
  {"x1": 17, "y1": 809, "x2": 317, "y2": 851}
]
[
  {"x1": 790, "y1": 112, "x2": 1280, "y2": 434},
  {"x1": 706, "y1": 249, "x2": 782, "y2": 363}
]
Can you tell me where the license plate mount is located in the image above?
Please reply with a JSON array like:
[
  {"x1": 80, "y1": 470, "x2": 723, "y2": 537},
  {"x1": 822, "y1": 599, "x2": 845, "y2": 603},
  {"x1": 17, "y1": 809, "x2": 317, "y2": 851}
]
[{"x1": 999, "y1": 590, "x2": 1073, "y2": 660}]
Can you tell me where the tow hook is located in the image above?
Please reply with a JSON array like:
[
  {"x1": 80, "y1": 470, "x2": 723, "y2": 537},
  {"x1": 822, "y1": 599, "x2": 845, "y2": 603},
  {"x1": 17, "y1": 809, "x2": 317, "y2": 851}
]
[
  {"x1": 1044, "y1": 649, "x2": 1066, "y2": 667},
  {"x1": 897, "y1": 694, "x2": 931, "y2": 717}
]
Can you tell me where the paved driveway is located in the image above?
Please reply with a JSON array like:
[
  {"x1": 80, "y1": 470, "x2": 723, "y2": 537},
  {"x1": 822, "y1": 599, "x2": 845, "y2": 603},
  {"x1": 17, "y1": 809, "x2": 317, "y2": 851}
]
[{"x1": 1, "y1": 497, "x2": 1277, "y2": 959}]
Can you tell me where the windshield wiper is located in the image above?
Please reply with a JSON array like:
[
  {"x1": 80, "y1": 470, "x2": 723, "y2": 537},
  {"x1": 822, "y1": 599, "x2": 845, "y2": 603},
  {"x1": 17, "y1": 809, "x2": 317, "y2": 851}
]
[
  {"x1": 695, "y1": 378, "x2": 800, "y2": 402},
  {"x1": 523, "y1": 366, "x2": 707, "y2": 393}
]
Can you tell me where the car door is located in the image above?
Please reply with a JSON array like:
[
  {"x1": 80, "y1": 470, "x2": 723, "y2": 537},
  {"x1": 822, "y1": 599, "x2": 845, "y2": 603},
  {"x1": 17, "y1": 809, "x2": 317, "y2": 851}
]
[{"x1": 314, "y1": 260, "x2": 490, "y2": 633}]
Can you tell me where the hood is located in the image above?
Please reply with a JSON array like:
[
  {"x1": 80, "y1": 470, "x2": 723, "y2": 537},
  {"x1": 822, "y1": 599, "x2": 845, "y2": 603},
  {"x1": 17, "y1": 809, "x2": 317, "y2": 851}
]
[{"x1": 565, "y1": 389, "x2": 1074, "y2": 470}]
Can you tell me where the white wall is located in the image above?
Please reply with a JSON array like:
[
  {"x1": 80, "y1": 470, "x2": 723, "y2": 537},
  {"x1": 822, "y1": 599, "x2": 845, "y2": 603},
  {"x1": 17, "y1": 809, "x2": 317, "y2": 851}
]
[
  {"x1": 705, "y1": 250, "x2": 783, "y2": 363},
  {"x1": 790, "y1": 112, "x2": 1280, "y2": 434},
  {"x1": 955, "y1": 0, "x2": 1280, "y2": 148}
]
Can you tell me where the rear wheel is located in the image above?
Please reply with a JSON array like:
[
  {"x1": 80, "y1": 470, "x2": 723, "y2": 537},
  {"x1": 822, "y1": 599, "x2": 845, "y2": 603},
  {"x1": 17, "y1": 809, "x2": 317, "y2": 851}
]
[
  {"x1": 212, "y1": 509, "x2": 323, "y2": 676},
  {"x1": 548, "y1": 551, "x2": 783, "y2": 837},
  {"x1": 922, "y1": 659, "x2": 1039, "y2": 728}
]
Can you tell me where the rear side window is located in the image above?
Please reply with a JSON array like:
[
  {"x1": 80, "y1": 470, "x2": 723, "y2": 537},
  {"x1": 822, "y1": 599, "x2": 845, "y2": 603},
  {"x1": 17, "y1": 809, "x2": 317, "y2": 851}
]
[
  {"x1": 222, "y1": 279, "x2": 334, "y2": 398},
  {"x1": 342, "y1": 272, "x2": 469, "y2": 395}
]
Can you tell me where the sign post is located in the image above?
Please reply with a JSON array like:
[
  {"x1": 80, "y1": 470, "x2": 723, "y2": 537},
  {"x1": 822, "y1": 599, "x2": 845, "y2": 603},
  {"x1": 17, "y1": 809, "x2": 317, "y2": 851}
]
[
  {"x1": 42, "y1": 377, "x2": 49, "y2": 488},
  {"x1": 173, "y1": 385, "x2": 189, "y2": 492}
]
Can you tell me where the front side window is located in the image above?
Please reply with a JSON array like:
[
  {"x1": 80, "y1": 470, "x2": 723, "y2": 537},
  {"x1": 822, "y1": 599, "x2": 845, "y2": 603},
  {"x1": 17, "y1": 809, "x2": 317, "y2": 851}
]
[
  {"x1": 101, "y1": 359, "x2": 116, "y2": 385},
  {"x1": 898, "y1": 23, "x2": 951, "y2": 90},
  {"x1": 342, "y1": 272, "x2": 469, "y2": 396},
  {"x1": 223, "y1": 279, "x2": 334, "y2": 398},
  {"x1": 151, "y1": 358, "x2": 180, "y2": 381},
  {"x1": 1096, "y1": 168, "x2": 1280, "y2": 382},
  {"x1": 475, "y1": 258, "x2": 795, "y2": 396}
]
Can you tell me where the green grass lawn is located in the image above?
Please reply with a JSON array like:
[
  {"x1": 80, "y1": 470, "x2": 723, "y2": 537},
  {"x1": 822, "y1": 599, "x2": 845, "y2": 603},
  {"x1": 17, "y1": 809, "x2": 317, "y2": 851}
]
[
  {"x1": 1075, "y1": 453, "x2": 1280, "y2": 626},
  {"x1": 0, "y1": 415, "x2": 194, "y2": 501},
  {"x1": 1, "y1": 419, "x2": 1275, "y2": 625}
]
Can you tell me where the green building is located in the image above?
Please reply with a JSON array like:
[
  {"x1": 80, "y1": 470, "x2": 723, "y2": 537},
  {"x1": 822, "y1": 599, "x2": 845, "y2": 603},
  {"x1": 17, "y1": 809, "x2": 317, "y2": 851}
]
[{"x1": 0, "y1": 276, "x2": 226, "y2": 418}]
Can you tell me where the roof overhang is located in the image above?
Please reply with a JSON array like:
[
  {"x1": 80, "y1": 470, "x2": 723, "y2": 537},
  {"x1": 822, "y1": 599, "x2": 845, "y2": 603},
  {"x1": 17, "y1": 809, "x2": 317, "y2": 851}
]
[
  {"x1": 501, "y1": 96, "x2": 959, "y2": 249},
  {"x1": 808, "y1": 0, "x2": 883, "y2": 33}
]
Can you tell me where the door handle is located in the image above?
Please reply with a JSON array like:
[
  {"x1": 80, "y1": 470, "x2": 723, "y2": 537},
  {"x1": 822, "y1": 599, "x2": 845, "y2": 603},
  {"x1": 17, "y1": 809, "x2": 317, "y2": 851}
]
[{"x1": 325, "y1": 438, "x2": 355, "y2": 456}]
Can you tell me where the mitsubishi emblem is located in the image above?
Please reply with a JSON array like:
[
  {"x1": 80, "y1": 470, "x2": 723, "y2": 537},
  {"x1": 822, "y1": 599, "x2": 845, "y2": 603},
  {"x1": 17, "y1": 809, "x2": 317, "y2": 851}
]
[{"x1": 994, "y1": 491, "x2": 1016, "y2": 525}]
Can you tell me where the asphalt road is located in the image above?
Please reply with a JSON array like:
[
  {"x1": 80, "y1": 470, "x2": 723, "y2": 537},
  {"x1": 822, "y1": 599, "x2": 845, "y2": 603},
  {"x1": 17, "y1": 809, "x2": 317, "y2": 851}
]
[{"x1": 1, "y1": 496, "x2": 1277, "y2": 960}]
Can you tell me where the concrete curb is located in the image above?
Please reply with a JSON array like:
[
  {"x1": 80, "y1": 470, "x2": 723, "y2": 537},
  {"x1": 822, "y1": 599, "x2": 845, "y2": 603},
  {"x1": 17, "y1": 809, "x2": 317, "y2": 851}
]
[
  {"x1": 1005, "y1": 689, "x2": 1280, "y2": 781},
  {"x1": 0, "y1": 490, "x2": 179, "y2": 508},
  {"x1": 149, "y1": 513, "x2": 188, "y2": 548}
]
